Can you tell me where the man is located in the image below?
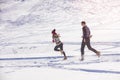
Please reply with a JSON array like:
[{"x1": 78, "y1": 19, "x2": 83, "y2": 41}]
[
  {"x1": 80, "y1": 21, "x2": 100, "y2": 61},
  {"x1": 52, "y1": 29, "x2": 67, "y2": 60}
]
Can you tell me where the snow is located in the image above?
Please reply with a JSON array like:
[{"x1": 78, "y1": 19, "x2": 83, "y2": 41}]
[
  {"x1": 1, "y1": 67, "x2": 120, "y2": 80},
  {"x1": 0, "y1": 0, "x2": 120, "y2": 80}
]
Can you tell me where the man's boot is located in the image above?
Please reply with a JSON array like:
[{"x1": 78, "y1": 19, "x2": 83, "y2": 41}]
[
  {"x1": 96, "y1": 51, "x2": 101, "y2": 57},
  {"x1": 80, "y1": 55, "x2": 84, "y2": 61}
]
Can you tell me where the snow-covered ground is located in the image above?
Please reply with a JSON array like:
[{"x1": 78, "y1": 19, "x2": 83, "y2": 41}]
[{"x1": 0, "y1": 0, "x2": 120, "y2": 80}]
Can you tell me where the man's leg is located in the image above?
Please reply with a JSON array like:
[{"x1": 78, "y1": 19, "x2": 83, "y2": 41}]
[
  {"x1": 86, "y1": 38, "x2": 100, "y2": 57},
  {"x1": 80, "y1": 40, "x2": 86, "y2": 61}
]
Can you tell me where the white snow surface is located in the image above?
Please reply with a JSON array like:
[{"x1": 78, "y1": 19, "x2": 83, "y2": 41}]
[{"x1": 0, "y1": 0, "x2": 120, "y2": 80}]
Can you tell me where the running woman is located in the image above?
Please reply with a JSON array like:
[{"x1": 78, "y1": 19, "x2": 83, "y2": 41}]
[{"x1": 52, "y1": 29, "x2": 67, "y2": 60}]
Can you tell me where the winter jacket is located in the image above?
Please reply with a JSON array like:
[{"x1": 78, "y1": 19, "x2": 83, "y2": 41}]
[
  {"x1": 82, "y1": 26, "x2": 91, "y2": 39},
  {"x1": 53, "y1": 34, "x2": 61, "y2": 45}
]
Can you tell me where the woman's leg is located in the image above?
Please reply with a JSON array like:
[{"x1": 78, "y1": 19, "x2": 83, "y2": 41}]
[
  {"x1": 59, "y1": 43, "x2": 67, "y2": 60},
  {"x1": 54, "y1": 45, "x2": 60, "y2": 51}
]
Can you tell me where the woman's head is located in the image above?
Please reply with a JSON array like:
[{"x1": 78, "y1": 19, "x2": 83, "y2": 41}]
[
  {"x1": 52, "y1": 29, "x2": 56, "y2": 35},
  {"x1": 51, "y1": 29, "x2": 56, "y2": 34}
]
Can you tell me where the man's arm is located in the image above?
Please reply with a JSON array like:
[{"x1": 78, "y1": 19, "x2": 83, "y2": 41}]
[
  {"x1": 52, "y1": 35, "x2": 55, "y2": 43},
  {"x1": 83, "y1": 27, "x2": 87, "y2": 39}
]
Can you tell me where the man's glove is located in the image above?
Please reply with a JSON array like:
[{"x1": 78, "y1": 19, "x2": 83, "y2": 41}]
[{"x1": 89, "y1": 35, "x2": 92, "y2": 38}]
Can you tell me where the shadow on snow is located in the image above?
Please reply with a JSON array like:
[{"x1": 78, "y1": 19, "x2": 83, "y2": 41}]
[{"x1": 0, "y1": 54, "x2": 120, "y2": 74}]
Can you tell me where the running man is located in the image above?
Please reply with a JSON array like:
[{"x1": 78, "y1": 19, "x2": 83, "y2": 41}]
[
  {"x1": 52, "y1": 29, "x2": 67, "y2": 60},
  {"x1": 80, "y1": 21, "x2": 101, "y2": 61}
]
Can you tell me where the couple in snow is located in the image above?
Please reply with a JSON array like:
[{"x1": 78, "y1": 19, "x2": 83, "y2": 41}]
[{"x1": 51, "y1": 21, "x2": 100, "y2": 61}]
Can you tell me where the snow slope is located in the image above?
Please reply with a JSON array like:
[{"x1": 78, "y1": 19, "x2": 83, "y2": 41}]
[{"x1": 0, "y1": 0, "x2": 120, "y2": 80}]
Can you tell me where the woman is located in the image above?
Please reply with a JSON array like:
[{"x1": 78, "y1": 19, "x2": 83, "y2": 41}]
[{"x1": 52, "y1": 29, "x2": 67, "y2": 60}]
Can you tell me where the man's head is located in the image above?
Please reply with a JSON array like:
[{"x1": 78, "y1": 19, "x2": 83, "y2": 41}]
[{"x1": 81, "y1": 21, "x2": 86, "y2": 27}]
